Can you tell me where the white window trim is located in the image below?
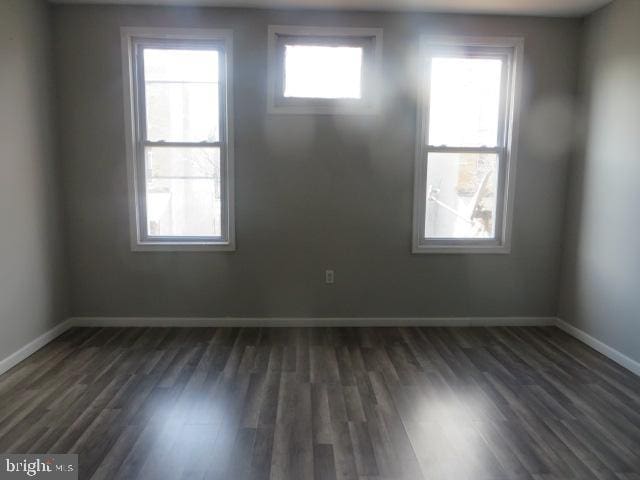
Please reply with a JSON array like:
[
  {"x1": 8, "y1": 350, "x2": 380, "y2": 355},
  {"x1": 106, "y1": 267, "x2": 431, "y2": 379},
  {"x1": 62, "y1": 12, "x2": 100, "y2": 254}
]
[
  {"x1": 267, "y1": 25, "x2": 383, "y2": 115},
  {"x1": 121, "y1": 27, "x2": 235, "y2": 252},
  {"x1": 412, "y1": 35, "x2": 524, "y2": 255}
]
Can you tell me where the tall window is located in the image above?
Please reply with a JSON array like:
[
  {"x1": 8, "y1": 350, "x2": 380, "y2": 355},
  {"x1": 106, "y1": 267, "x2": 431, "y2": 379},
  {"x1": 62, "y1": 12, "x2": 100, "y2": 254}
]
[
  {"x1": 413, "y1": 36, "x2": 523, "y2": 254},
  {"x1": 268, "y1": 26, "x2": 382, "y2": 114},
  {"x1": 122, "y1": 28, "x2": 235, "y2": 251}
]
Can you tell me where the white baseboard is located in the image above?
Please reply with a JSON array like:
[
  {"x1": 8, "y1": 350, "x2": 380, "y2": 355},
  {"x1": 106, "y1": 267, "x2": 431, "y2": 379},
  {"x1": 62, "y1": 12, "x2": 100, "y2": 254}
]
[
  {"x1": 68, "y1": 316, "x2": 556, "y2": 328},
  {"x1": 0, "y1": 318, "x2": 73, "y2": 376},
  {"x1": 555, "y1": 317, "x2": 640, "y2": 377}
]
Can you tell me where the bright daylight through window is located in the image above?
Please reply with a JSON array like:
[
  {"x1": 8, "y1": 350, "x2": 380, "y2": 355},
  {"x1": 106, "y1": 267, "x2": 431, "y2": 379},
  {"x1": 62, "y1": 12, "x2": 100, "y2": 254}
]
[
  {"x1": 413, "y1": 37, "x2": 522, "y2": 253},
  {"x1": 283, "y1": 45, "x2": 363, "y2": 99},
  {"x1": 123, "y1": 29, "x2": 234, "y2": 251},
  {"x1": 268, "y1": 26, "x2": 382, "y2": 114},
  {"x1": 143, "y1": 48, "x2": 221, "y2": 238},
  {"x1": 426, "y1": 57, "x2": 502, "y2": 239}
]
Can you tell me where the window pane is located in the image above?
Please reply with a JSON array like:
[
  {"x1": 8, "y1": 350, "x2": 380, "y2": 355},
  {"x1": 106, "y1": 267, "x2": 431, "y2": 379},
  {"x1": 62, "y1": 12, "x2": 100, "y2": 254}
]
[
  {"x1": 428, "y1": 57, "x2": 502, "y2": 147},
  {"x1": 145, "y1": 147, "x2": 221, "y2": 237},
  {"x1": 425, "y1": 152, "x2": 498, "y2": 239},
  {"x1": 144, "y1": 48, "x2": 219, "y2": 142},
  {"x1": 284, "y1": 44, "x2": 362, "y2": 99}
]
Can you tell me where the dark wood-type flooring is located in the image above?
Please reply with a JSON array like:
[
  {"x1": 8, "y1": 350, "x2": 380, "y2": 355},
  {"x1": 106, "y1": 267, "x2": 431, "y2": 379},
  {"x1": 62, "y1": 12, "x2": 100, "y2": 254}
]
[{"x1": 1, "y1": 326, "x2": 639, "y2": 479}]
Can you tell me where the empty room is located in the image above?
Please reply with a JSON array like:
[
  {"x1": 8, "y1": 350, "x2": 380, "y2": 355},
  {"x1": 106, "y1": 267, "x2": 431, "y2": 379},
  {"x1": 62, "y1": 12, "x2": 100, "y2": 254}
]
[{"x1": 1, "y1": 0, "x2": 639, "y2": 478}]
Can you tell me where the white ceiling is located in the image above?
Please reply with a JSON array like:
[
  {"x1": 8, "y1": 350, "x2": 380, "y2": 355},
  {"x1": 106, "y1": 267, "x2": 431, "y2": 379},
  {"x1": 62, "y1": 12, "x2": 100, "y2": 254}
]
[{"x1": 49, "y1": 0, "x2": 611, "y2": 17}]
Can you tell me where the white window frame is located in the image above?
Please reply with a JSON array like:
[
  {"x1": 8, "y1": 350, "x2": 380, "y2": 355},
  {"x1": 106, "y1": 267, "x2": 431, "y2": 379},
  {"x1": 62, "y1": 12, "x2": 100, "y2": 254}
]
[
  {"x1": 267, "y1": 25, "x2": 383, "y2": 115},
  {"x1": 412, "y1": 35, "x2": 524, "y2": 254},
  {"x1": 121, "y1": 27, "x2": 235, "y2": 252}
]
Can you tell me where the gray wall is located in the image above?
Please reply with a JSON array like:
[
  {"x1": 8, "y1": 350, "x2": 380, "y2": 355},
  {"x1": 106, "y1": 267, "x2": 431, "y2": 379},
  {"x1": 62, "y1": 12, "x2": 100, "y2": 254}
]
[
  {"x1": 560, "y1": 0, "x2": 640, "y2": 362},
  {"x1": 52, "y1": 5, "x2": 581, "y2": 318},
  {"x1": 0, "y1": 1, "x2": 67, "y2": 359}
]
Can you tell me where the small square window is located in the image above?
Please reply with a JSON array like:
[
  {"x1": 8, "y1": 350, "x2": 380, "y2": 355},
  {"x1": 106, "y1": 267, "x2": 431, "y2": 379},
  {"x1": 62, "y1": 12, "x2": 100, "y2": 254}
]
[{"x1": 268, "y1": 26, "x2": 382, "y2": 114}]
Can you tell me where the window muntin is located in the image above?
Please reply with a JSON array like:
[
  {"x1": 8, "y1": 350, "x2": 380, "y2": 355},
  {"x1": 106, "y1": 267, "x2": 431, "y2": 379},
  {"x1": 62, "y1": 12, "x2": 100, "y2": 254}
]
[
  {"x1": 268, "y1": 26, "x2": 382, "y2": 114},
  {"x1": 413, "y1": 37, "x2": 522, "y2": 253},
  {"x1": 123, "y1": 29, "x2": 234, "y2": 251}
]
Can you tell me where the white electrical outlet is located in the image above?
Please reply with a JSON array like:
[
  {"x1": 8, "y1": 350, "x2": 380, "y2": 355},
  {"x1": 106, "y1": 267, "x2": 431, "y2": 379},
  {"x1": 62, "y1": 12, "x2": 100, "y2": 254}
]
[{"x1": 325, "y1": 269, "x2": 335, "y2": 284}]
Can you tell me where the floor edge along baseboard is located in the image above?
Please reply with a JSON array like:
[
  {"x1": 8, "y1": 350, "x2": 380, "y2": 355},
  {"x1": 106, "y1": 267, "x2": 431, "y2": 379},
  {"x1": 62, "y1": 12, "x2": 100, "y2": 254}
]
[
  {"x1": 555, "y1": 317, "x2": 640, "y2": 377},
  {"x1": 68, "y1": 316, "x2": 555, "y2": 328},
  {"x1": 0, "y1": 318, "x2": 72, "y2": 376},
  {"x1": 1, "y1": 316, "x2": 638, "y2": 378}
]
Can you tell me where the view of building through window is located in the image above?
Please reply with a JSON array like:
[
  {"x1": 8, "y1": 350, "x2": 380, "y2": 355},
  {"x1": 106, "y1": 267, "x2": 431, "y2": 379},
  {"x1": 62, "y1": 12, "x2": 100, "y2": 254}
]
[
  {"x1": 425, "y1": 152, "x2": 498, "y2": 238},
  {"x1": 425, "y1": 56, "x2": 503, "y2": 239},
  {"x1": 142, "y1": 48, "x2": 222, "y2": 237},
  {"x1": 145, "y1": 147, "x2": 221, "y2": 237}
]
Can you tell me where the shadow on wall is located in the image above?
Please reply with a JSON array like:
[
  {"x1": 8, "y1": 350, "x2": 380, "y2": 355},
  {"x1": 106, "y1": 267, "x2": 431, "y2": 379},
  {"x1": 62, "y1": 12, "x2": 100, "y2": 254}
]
[{"x1": 558, "y1": 0, "x2": 640, "y2": 362}]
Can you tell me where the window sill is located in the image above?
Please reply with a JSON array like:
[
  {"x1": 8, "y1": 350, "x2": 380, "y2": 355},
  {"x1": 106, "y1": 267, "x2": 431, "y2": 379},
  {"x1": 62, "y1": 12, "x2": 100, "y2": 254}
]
[
  {"x1": 412, "y1": 242, "x2": 511, "y2": 254},
  {"x1": 132, "y1": 241, "x2": 235, "y2": 252},
  {"x1": 267, "y1": 103, "x2": 378, "y2": 116}
]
